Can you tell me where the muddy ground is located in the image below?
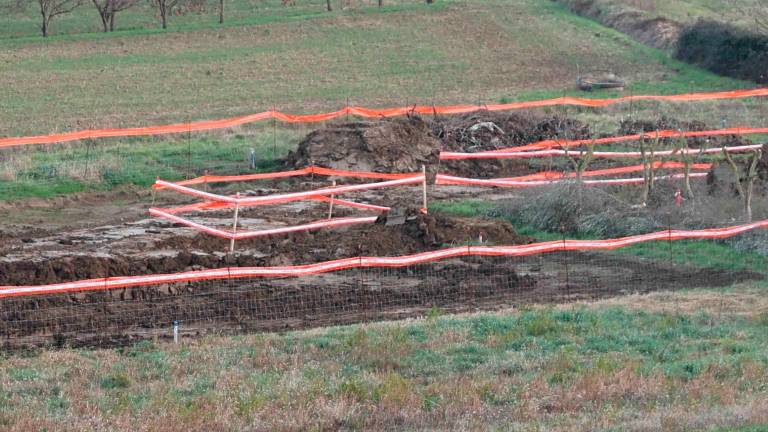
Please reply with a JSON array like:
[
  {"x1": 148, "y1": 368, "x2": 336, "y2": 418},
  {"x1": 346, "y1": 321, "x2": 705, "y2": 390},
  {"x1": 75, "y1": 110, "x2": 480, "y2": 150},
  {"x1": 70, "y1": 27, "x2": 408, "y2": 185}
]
[
  {"x1": 1, "y1": 114, "x2": 763, "y2": 348},
  {"x1": 286, "y1": 112, "x2": 592, "y2": 179},
  {"x1": 1, "y1": 252, "x2": 759, "y2": 349}
]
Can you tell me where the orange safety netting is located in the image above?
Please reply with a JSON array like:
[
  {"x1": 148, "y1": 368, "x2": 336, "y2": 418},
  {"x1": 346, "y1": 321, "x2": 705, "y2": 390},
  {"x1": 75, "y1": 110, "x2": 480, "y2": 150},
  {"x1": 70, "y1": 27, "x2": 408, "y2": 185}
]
[
  {"x1": 152, "y1": 166, "x2": 419, "y2": 190},
  {"x1": 150, "y1": 169, "x2": 425, "y2": 240},
  {"x1": 435, "y1": 172, "x2": 709, "y2": 188},
  {"x1": 440, "y1": 143, "x2": 765, "y2": 160},
  {"x1": 496, "y1": 161, "x2": 712, "y2": 181},
  {"x1": 481, "y1": 127, "x2": 768, "y2": 154},
  {"x1": 1, "y1": 219, "x2": 766, "y2": 298},
  {"x1": 1, "y1": 88, "x2": 767, "y2": 149}
]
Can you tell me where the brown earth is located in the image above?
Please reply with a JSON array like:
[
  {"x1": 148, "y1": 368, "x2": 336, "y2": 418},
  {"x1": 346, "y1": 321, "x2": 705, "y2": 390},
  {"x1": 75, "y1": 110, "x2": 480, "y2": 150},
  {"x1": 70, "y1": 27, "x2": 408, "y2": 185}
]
[
  {"x1": 0, "y1": 207, "x2": 530, "y2": 286},
  {"x1": 286, "y1": 112, "x2": 590, "y2": 179},
  {"x1": 1, "y1": 252, "x2": 760, "y2": 349},
  {"x1": 618, "y1": 116, "x2": 758, "y2": 149}
]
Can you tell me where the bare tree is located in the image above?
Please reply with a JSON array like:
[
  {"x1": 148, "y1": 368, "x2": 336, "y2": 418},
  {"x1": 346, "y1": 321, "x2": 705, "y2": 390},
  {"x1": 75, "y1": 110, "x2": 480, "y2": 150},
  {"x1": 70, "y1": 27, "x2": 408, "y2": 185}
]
[
  {"x1": 325, "y1": 0, "x2": 331, "y2": 11},
  {"x1": 563, "y1": 141, "x2": 595, "y2": 202},
  {"x1": 38, "y1": 0, "x2": 83, "y2": 37},
  {"x1": 639, "y1": 132, "x2": 665, "y2": 206},
  {"x1": 723, "y1": 148, "x2": 762, "y2": 222},
  {"x1": 218, "y1": 0, "x2": 223, "y2": 24},
  {"x1": 675, "y1": 132, "x2": 702, "y2": 200},
  {"x1": 149, "y1": 0, "x2": 182, "y2": 29},
  {"x1": 91, "y1": 0, "x2": 138, "y2": 32}
]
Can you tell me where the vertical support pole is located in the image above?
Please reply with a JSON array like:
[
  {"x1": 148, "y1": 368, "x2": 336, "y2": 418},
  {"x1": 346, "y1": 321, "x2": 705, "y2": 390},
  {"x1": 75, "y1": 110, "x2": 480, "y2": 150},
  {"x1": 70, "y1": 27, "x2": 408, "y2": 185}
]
[
  {"x1": 421, "y1": 164, "x2": 428, "y2": 212},
  {"x1": 562, "y1": 230, "x2": 569, "y2": 302},
  {"x1": 173, "y1": 320, "x2": 179, "y2": 344},
  {"x1": 186, "y1": 119, "x2": 192, "y2": 180},
  {"x1": 310, "y1": 161, "x2": 315, "y2": 187},
  {"x1": 345, "y1": 96, "x2": 350, "y2": 122},
  {"x1": 272, "y1": 105, "x2": 277, "y2": 159},
  {"x1": 328, "y1": 180, "x2": 336, "y2": 219},
  {"x1": 83, "y1": 138, "x2": 92, "y2": 180},
  {"x1": 151, "y1": 176, "x2": 159, "y2": 206},
  {"x1": 230, "y1": 192, "x2": 241, "y2": 254}
]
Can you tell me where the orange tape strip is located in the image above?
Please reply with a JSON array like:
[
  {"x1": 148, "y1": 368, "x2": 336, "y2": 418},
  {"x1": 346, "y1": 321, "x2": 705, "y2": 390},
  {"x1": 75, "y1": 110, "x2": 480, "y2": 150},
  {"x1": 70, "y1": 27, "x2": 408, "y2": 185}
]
[
  {"x1": 1, "y1": 219, "x2": 766, "y2": 298},
  {"x1": 2, "y1": 88, "x2": 766, "y2": 148}
]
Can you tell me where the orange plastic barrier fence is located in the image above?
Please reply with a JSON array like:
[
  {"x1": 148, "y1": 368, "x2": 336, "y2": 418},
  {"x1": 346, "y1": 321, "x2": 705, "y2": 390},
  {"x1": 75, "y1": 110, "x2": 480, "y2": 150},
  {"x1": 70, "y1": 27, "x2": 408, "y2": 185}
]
[
  {"x1": 153, "y1": 174, "x2": 425, "y2": 206},
  {"x1": 158, "y1": 195, "x2": 390, "y2": 215},
  {"x1": 498, "y1": 162, "x2": 712, "y2": 182},
  {"x1": 435, "y1": 173, "x2": 709, "y2": 188},
  {"x1": 440, "y1": 143, "x2": 765, "y2": 160},
  {"x1": 150, "y1": 170, "x2": 423, "y2": 240},
  {"x1": 2, "y1": 88, "x2": 767, "y2": 149},
  {"x1": 479, "y1": 127, "x2": 768, "y2": 154},
  {"x1": 149, "y1": 207, "x2": 379, "y2": 240},
  {"x1": 153, "y1": 166, "x2": 419, "y2": 189},
  {"x1": 2, "y1": 219, "x2": 765, "y2": 298}
]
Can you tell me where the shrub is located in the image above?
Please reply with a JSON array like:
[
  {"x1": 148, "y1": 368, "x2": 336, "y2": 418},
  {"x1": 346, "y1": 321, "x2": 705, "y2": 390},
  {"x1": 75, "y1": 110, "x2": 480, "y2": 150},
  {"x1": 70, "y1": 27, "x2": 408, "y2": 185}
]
[{"x1": 676, "y1": 20, "x2": 768, "y2": 83}]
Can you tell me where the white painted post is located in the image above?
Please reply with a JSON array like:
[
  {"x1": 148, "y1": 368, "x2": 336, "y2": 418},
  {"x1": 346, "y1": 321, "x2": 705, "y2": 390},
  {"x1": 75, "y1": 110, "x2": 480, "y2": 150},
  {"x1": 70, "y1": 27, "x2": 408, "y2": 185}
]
[
  {"x1": 230, "y1": 192, "x2": 240, "y2": 254},
  {"x1": 421, "y1": 165, "x2": 428, "y2": 212},
  {"x1": 328, "y1": 180, "x2": 336, "y2": 219},
  {"x1": 173, "y1": 320, "x2": 179, "y2": 344}
]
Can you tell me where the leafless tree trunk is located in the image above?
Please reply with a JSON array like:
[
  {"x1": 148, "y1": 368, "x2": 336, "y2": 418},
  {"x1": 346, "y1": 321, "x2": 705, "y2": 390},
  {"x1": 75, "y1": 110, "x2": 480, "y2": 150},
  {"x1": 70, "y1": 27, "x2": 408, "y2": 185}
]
[
  {"x1": 326, "y1": 0, "x2": 331, "y2": 11},
  {"x1": 723, "y1": 148, "x2": 762, "y2": 222},
  {"x1": 91, "y1": 0, "x2": 137, "y2": 32},
  {"x1": 38, "y1": 0, "x2": 83, "y2": 37},
  {"x1": 218, "y1": 0, "x2": 223, "y2": 24},
  {"x1": 378, "y1": 0, "x2": 382, "y2": 7},
  {"x1": 676, "y1": 132, "x2": 701, "y2": 200},
  {"x1": 563, "y1": 141, "x2": 595, "y2": 200},
  {"x1": 150, "y1": 0, "x2": 180, "y2": 29}
]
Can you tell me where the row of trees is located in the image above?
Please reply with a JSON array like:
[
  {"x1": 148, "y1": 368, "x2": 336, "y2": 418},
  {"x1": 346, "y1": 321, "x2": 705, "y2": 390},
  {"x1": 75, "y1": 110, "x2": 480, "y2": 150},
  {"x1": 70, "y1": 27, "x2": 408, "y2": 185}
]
[
  {"x1": 36, "y1": 0, "x2": 435, "y2": 37},
  {"x1": 561, "y1": 133, "x2": 763, "y2": 222}
]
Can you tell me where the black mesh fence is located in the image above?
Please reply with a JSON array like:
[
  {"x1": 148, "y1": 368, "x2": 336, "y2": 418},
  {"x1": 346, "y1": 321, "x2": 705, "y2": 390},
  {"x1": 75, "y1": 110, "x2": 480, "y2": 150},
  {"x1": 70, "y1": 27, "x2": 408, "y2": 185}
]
[{"x1": 2, "y1": 233, "x2": 764, "y2": 349}]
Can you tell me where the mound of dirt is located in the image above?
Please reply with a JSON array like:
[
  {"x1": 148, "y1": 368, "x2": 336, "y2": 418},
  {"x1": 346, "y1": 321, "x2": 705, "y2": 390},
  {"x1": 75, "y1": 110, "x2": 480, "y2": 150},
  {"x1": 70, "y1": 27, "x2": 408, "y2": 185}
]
[
  {"x1": 0, "y1": 212, "x2": 531, "y2": 286},
  {"x1": 287, "y1": 112, "x2": 590, "y2": 179},
  {"x1": 164, "y1": 210, "x2": 533, "y2": 265},
  {"x1": 433, "y1": 111, "x2": 590, "y2": 153},
  {"x1": 286, "y1": 117, "x2": 442, "y2": 176},
  {"x1": 618, "y1": 116, "x2": 757, "y2": 148}
]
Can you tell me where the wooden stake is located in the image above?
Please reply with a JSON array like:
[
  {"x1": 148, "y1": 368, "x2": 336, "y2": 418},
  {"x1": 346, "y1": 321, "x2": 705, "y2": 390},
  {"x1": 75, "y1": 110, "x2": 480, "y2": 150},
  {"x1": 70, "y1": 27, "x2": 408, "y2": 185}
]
[
  {"x1": 230, "y1": 192, "x2": 240, "y2": 254},
  {"x1": 151, "y1": 176, "x2": 159, "y2": 205},
  {"x1": 328, "y1": 181, "x2": 336, "y2": 219},
  {"x1": 421, "y1": 165, "x2": 428, "y2": 211}
]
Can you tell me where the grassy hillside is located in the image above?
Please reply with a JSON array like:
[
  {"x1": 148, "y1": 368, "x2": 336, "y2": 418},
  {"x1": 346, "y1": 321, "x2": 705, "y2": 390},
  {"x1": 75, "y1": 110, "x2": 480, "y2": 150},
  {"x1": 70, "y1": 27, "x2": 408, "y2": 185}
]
[
  {"x1": 0, "y1": 0, "x2": 753, "y2": 138},
  {"x1": 1, "y1": 286, "x2": 767, "y2": 430},
  {"x1": 622, "y1": 0, "x2": 765, "y2": 30}
]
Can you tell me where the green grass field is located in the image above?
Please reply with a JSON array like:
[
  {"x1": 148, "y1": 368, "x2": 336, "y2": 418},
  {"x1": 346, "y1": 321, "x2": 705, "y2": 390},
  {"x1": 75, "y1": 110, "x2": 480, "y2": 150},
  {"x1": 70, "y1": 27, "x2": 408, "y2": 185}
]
[
  {"x1": 0, "y1": 0, "x2": 754, "y2": 138},
  {"x1": 1, "y1": 292, "x2": 767, "y2": 430},
  {"x1": 2, "y1": 1, "x2": 768, "y2": 430}
]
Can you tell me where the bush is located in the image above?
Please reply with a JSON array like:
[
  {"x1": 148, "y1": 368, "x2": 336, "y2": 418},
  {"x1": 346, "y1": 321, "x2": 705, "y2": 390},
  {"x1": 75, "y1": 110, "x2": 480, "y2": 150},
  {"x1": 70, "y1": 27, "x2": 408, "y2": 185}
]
[
  {"x1": 676, "y1": 20, "x2": 768, "y2": 83},
  {"x1": 495, "y1": 183, "x2": 664, "y2": 237}
]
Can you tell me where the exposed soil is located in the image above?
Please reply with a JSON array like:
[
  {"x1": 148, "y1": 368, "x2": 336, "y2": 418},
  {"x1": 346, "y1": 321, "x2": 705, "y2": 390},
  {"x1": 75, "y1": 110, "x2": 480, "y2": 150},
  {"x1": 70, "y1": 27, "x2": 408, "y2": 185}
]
[
  {"x1": 1, "y1": 252, "x2": 759, "y2": 349},
  {"x1": 0, "y1": 204, "x2": 530, "y2": 286},
  {"x1": 618, "y1": 116, "x2": 758, "y2": 149},
  {"x1": 286, "y1": 112, "x2": 590, "y2": 179},
  {"x1": 2, "y1": 112, "x2": 763, "y2": 349}
]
